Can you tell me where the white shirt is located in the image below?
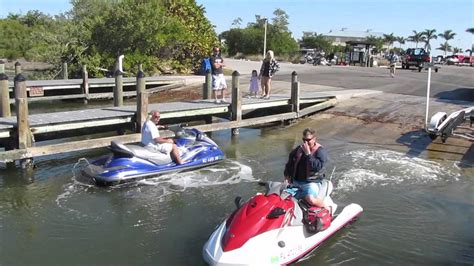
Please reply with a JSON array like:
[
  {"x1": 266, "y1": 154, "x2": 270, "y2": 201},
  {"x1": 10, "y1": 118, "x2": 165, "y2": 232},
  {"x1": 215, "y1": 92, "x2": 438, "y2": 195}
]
[{"x1": 141, "y1": 120, "x2": 160, "y2": 146}]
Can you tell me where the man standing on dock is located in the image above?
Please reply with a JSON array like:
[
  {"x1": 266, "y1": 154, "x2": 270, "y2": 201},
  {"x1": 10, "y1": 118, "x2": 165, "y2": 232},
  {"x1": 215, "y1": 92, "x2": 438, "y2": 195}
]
[
  {"x1": 141, "y1": 110, "x2": 183, "y2": 165},
  {"x1": 211, "y1": 46, "x2": 228, "y2": 104}
]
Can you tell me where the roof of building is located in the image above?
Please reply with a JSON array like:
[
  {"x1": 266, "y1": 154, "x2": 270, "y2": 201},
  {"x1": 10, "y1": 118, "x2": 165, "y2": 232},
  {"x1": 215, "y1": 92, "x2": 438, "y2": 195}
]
[{"x1": 324, "y1": 28, "x2": 385, "y2": 39}]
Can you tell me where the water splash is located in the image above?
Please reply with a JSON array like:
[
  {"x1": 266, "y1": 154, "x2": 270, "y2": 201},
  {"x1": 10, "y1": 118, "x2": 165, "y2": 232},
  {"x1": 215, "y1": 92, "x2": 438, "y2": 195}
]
[
  {"x1": 334, "y1": 149, "x2": 461, "y2": 193},
  {"x1": 55, "y1": 159, "x2": 255, "y2": 210},
  {"x1": 138, "y1": 160, "x2": 255, "y2": 187}
]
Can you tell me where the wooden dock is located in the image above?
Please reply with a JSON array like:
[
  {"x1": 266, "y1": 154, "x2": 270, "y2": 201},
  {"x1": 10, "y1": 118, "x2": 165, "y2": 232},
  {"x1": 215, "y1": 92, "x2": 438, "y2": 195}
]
[
  {"x1": 0, "y1": 71, "x2": 336, "y2": 167},
  {"x1": 4, "y1": 76, "x2": 196, "y2": 102}
]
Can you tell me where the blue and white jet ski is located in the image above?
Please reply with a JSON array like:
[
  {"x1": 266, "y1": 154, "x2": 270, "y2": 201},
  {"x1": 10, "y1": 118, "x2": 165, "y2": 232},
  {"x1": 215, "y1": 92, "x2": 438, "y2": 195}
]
[{"x1": 82, "y1": 127, "x2": 225, "y2": 186}]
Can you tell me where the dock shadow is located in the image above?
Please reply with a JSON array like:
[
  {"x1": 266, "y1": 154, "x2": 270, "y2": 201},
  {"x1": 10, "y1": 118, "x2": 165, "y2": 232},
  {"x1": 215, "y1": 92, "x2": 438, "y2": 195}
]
[
  {"x1": 459, "y1": 144, "x2": 474, "y2": 168},
  {"x1": 433, "y1": 88, "x2": 474, "y2": 102},
  {"x1": 396, "y1": 129, "x2": 433, "y2": 157}
]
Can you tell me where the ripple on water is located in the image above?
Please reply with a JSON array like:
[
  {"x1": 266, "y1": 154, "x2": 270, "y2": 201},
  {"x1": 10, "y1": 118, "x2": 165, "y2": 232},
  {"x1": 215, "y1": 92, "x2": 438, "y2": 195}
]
[
  {"x1": 334, "y1": 149, "x2": 461, "y2": 194},
  {"x1": 326, "y1": 148, "x2": 471, "y2": 265},
  {"x1": 55, "y1": 159, "x2": 255, "y2": 218}
]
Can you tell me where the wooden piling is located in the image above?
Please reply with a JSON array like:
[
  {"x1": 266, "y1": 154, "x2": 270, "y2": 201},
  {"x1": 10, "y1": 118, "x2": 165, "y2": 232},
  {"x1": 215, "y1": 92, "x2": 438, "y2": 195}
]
[
  {"x1": 62, "y1": 61, "x2": 68, "y2": 79},
  {"x1": 15, "y1": 62, "x2": 21, "y2": 75},
  {"x1": 136, "y1": 69, "x2": 147, "y2": 132},
  {"x1": 114, "y1": 70, "x2": 123, "y2": 107},
  {"x1": 14, "y1": 73, "x2": 33, "y2": 168},
  {"x1": 82, "y1": 65, "x2": 89, "y2": 103},
  {"x1": 203, "y1": 69, "x2": 212, "y2": 100},
  {"x1": 231, "y1": 71, "x2": 241, "y2": 136},
  {"x1": 0, "y1": 72, "x2": 10, "y2": 117},
  {"x1": 290, "y1": 71, "x2": 300, "y2": 114}
]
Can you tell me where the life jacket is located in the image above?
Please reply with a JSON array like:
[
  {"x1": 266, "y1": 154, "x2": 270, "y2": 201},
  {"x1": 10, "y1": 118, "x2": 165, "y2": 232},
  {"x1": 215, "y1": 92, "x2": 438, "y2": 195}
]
[{"x1": 292, "y1": 142, "x2": 322, "y2": 179}]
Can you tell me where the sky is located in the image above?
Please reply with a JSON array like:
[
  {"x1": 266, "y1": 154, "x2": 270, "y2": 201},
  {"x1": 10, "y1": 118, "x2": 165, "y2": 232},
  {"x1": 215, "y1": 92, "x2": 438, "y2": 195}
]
[{"x1": 1, "y1": 0, "x2": 473, "y2": 56}]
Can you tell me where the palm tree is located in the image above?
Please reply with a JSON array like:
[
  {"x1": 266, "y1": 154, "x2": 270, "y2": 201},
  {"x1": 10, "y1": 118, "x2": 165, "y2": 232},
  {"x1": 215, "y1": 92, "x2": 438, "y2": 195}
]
[
  {"x1": 437, "y1": 43, "x2": 452, "y2": 57},
  {"x1": 438, "y1": 30, "x2": 456, "y2": 58},
  {"x1": 383, "y1": 33, "x2": 396, "y2": 51},
  {"x1": 452, "y1": 47, "x2": 463, "y2": 55},
  {"x1": 395, "y1": 36, "x2": 406, "y2": 49},
  {"x1": 422, "y1": 29, "x2": 437, "y2": 53},
  {"x1": 466, "y1": 28, "x2": 474, "y2": 34},
  {"x1": 408, "y1": 30, "x2": 426, "y2": 48}
]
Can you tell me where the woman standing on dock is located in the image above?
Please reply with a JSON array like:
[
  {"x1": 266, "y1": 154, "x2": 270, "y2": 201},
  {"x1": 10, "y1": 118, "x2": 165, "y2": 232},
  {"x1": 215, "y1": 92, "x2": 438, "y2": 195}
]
[{"x1": 259, "y1": 50, "x2": 279, "y2": 99}]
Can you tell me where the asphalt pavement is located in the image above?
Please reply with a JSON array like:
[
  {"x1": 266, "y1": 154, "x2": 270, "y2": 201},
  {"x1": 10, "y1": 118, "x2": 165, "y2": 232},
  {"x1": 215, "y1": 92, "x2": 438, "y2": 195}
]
[{"x1": 223, "y1": 58, "x2": 473, "y2": 168}]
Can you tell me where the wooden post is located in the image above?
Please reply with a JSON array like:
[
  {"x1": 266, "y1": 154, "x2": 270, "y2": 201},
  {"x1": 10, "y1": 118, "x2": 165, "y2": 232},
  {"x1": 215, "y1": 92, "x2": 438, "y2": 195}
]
[
  {"x1": 62, "y1": 61, "x2": 68, "y2": 79},
  {"x1": 15, "y1": 62, "x2": 21, "y2": 75},
  {"x1": 0, "y1": 72, "x2": 10, "y2": 117},
  {"x1": 290, "y1": 71, "x2": 300, "y2": 114},
  {"x1": 136, "y1": 69, "x2": 147, "y2": 132},
  {"x1": 14, "y1": 73, "x2": 33, "y2": 168},
  {"x1": 202, "y1": 69, "x2": 212, "y2": 100},
  {"x1": 231, "y1": 71, "x2": 241, "y2": 136},
  {"x1": 114, "y1": 69, "x2": 123, "y2": 107},
  {"x1": 82, "y1": 65, "x2": 89, "y2": 103}
]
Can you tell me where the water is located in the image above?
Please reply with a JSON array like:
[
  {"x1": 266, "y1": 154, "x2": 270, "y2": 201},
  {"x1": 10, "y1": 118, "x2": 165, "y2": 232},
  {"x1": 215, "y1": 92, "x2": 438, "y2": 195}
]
[{"x1": 0, "y1": 123, "x2": 473, "y2": 265}]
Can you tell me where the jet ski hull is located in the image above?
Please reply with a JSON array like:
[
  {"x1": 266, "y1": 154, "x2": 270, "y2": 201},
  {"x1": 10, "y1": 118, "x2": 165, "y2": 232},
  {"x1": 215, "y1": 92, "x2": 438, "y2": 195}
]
[
  {"x1": 203, "y1": 180, "x2": 363, "y2": 265},
  {"x1": 82, "y1": 128, "x2": 225, "y2": 186}
]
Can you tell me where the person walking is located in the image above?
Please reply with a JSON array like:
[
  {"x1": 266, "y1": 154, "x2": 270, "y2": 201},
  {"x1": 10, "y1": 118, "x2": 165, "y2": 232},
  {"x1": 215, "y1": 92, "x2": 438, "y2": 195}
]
[
  {"x1": 210, "y1": 46, "x2": 228, "y2": 104},
  {"x1": 259, "y1": 50, "x2": 279, "y2": 99},
  {"x1": 388, "y1": 50, "x2": 398, "y2": 78}
]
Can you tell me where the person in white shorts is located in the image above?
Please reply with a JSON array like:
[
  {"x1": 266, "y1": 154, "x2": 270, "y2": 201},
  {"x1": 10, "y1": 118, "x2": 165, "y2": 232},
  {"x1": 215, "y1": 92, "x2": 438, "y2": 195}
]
[
  {"x1": 211, "y1": 46, "x2": 228, "y2": 104},
  {"x1": 141, "y1": 110, "x2": 183, "y2": 164}
]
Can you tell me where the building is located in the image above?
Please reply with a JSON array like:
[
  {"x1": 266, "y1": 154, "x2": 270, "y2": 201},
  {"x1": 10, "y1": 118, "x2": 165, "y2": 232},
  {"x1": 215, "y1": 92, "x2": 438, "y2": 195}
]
[{"x1": 322, "y1": 28, "x2": 385, "y2": 46}]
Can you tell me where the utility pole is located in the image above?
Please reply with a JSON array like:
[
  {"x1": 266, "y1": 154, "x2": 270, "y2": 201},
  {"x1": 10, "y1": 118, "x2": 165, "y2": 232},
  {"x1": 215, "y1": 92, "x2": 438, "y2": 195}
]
[{"x1": 263, "y1": 17, "x2": 268, "y2": 58}]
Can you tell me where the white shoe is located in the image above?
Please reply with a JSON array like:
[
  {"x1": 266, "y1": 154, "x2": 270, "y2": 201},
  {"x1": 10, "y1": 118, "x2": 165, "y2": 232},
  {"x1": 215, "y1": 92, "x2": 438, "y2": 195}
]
[
  {"x1": 214, "y1": 99, "x2": 221, "y2": 104},
  {"x1": 221, "y1": 99, "x2": 229, "y2": 103}
]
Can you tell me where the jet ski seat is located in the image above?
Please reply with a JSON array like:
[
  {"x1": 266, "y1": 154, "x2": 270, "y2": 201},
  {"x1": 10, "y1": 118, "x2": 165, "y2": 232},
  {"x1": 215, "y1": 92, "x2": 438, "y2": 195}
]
[{"x1": 110, "y1": 141, "x2": 172, "y2": 164}]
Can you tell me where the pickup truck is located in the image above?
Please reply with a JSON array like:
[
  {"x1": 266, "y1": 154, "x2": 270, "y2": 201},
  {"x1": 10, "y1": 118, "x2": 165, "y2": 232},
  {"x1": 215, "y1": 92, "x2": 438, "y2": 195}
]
[{"x1": 402, "y1": 48, "x2": 431, "y2": 70}]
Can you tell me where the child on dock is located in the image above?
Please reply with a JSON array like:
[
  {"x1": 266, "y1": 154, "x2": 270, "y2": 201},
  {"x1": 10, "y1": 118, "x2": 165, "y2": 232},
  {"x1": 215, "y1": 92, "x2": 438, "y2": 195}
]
[{"x1": 247, "y1": 70, "x2": 259, "y2": 98}]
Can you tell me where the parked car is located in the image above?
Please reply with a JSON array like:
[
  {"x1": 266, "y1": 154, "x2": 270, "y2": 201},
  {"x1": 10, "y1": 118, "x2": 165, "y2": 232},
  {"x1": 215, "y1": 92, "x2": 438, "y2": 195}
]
[
  {"x1": 446, "y1": 55, "x2": 461, "y2": 65},
  {"x1": 402, "y1": 48, "x2": 431, "y2": 70}
]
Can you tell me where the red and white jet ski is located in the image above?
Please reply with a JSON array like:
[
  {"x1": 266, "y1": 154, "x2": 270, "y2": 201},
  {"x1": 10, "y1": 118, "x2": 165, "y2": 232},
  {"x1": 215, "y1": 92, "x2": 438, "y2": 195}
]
[{"x1": 203, "y1": 180, "x2": 363, "y2": 265}]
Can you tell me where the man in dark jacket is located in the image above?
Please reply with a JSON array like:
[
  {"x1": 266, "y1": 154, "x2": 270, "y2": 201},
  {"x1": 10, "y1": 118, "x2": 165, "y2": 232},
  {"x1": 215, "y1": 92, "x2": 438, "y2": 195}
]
[{"x1": 284, "y1": 128, "x2": 328, "y2": 207}]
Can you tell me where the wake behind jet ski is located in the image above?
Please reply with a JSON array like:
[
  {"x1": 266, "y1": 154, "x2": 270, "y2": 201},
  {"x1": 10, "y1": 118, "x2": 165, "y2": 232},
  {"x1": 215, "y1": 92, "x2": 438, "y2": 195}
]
[
  {"x1": 203, "y1": 180, "x2": 363, "y2": 265},
  {"x1": 82, "y1": 127, "x2": 225, "y2": 186}
]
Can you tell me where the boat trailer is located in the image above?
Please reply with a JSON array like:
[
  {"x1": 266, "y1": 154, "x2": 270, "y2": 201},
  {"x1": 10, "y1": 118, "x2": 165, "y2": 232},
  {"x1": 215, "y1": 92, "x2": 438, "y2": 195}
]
[{"x1": 427, "y1": 107, "x2": 474, "y2": 142}]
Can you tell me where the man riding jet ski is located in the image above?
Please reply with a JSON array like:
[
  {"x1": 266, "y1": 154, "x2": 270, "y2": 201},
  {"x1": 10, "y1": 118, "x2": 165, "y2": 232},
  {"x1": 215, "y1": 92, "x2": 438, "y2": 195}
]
[
  {"x1": 82, "y1": 110, "x2": 225, "y2": 186},
  {"x1": 202, "y1": 128, "x2": 363, "y2": 265}
]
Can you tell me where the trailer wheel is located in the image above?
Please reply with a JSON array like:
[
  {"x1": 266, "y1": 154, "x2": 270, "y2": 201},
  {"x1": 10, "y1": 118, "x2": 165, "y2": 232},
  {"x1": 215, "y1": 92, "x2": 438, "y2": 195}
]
[
  {"x1": 418, "y1": 67, "x2": 422, "y2": 72},
  {"x1": 428, "y1": 133, "x2": 437, "y2": 140},
  {"x1": 435, "y1": 68, "x2": 438, "y2": 73}
]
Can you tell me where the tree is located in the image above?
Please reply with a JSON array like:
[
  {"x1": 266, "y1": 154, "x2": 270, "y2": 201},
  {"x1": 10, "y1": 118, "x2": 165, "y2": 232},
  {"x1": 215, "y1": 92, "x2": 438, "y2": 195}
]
[
  {"x1": 422, "y1": 29, "x2": 437, "y2": 53},
  {"x1": 438, "y1": 30, "x2": 456, "y2": 59},
  {"x1": 452, "y1": 47, "x2": 463, "y2": 54},
  {"x1": 300, "y1": 33, "x2": 332, "y2": 52},
  {"x1": 395, "y1": 36, "x2": 406, "y2": 49},
  {"x1": 220, "y1": 9, "x2": 298, "y2": 57},
  {"x1": 231, "y1": 17, "x2": 242, "y2": 28},
  {"x1": 383, "y1": 33, "x2": 396, "y2": 51},
  {"x1": 437, "y1": 43, "x2": 452, "y2": 57},
  {"x1": 466, "y1": 28, "x2": 474, "y2": 34},
  {"x1": 271, "y1": 8, "x2": 289, "y2": 33},
  {"x1": 366, "y1": 35, "x2": 385, "y2": 53},
  {"x1": 408, "y1": 30, "x2": 426, "y2": 48}
]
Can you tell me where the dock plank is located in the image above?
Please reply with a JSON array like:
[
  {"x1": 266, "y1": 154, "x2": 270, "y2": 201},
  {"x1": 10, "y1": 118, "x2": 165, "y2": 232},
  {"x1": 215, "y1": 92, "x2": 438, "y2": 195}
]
[{"x1": 0, "y1": 94, "x2": 335, "y2": 138}]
